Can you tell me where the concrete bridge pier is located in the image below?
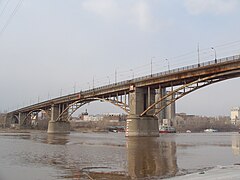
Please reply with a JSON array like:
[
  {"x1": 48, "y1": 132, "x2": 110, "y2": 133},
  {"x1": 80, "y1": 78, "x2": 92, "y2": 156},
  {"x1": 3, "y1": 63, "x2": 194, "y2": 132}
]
[
  {"x1": 4, "y1": 113, "x2": 14, "y2": 128},
  {"x1": 166, "y1": 94, "x2": 176, "y2": 124},
  {"x1": 155, "y1": 86, "x2": 176, "y2": 125},
  {"x1": 155, "y1": 86, "x2": 167, "y2": 124},
  {"x1": 18, "y1": 112, "x2": 28, "y2": 127},
  {"x1": 47, "y1": 104, "x2": 70, "y2": 134},
  {"x1": 126, "y1": 87, "x2": 159, "y2": 137}
]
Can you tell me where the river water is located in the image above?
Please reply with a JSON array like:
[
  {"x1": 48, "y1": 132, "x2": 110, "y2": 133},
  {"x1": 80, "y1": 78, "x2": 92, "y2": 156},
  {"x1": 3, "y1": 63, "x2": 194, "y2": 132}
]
[{"x1": 0, "y1": 131, "x2": 240, "y2": 180}]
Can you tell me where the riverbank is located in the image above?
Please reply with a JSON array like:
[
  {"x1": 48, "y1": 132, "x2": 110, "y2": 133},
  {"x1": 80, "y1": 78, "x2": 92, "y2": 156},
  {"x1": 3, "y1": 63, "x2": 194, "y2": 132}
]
[
  {"x1": 0, "y1": 128, "x2": 31, "y2": 133},
  {"x1": 0, "y1": 127, "x2": 111, "y2": 134},
  {"x1": 0, "y1": 128, "x2": 47, "y2": 133}
]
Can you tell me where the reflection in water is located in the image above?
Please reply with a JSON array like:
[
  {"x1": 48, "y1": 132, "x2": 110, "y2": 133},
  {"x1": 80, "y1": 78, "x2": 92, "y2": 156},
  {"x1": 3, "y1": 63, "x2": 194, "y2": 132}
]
[
  {"x1": 232, "y1": 134, "x2": 240, "y2": 155},
  {"x1": 28, "y1": 133, "x2": 129, "y2": 179},
  {"x1": 44, "y1": 134, "x2": 70, "y2": 145},
  {"x1": 127, "y1": 136, "x2": 178, "y2": 179},
  {"x1": 2, "y1": 132, "x2": 240, "y2": 180}
]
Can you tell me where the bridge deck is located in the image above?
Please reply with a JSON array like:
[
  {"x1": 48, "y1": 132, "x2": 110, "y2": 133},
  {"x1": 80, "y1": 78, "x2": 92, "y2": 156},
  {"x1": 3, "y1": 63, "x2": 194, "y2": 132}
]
[{"x1": 10, "y1": 55, "x2": 240, "y2": 114}]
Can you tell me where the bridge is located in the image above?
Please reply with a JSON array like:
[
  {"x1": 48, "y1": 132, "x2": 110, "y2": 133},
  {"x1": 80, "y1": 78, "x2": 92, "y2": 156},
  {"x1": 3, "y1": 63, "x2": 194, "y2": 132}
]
[{"x1": 6, "y1": 55, "x2": 240, "y2": 136}]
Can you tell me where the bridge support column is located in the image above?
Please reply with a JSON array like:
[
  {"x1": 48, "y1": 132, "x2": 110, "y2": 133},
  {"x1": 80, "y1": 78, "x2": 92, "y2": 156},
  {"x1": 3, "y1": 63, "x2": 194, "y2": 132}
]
[
  {"x1": 126, "y1": 87, "x2": 159, "y2": 137},
  {"x1": 45, "y1": 109, "x2": 52, "y2": 120},
  {"x1": 155, "y1": 86, "x2": 176, "y2": 126},
  {"x1": 155, "y1": 86, "x2": 167, "y2": 124},
  {"x1": 5, "y1": 113, "x2": 14, "y2": 128},
  {"x1": 18, "y1": 112, "x2": 28, "y2": 128},
  {"x1": 47, "y1": 104, "x2": 70, "y2": 134},
  {"x1": 166, "y1": 94, "x2": 176, "y2": 121}
]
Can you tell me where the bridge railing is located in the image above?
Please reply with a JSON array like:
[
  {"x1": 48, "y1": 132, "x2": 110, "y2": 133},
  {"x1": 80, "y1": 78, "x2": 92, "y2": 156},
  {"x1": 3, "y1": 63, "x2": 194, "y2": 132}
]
[
  {"x1": 83, "y1": 54, "x2": 240, "y2": 94},
  {"x1": 25, "y1": 54, "x2": 240, "y2": 101},
  {"x1": 94, "y1": 55, "x2": 239, "y2": 93},
  {"x1": 11, "y1": 54, "x2": 240, "y2": 113}
]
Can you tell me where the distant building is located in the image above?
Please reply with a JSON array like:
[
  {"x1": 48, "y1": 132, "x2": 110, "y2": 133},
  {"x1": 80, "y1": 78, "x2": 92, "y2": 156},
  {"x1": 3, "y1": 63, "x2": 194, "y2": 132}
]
[
  {"x1": 83, "y1": 115, "x2": 103, "y2": 121},
  {"x1": 77, "y1": 110, "x2": 127, "y2": 122},
  {"x1": 102, "y1": 113, "x2": 127, "y2": 122},
  {"x1": 78, "y1": 110, "x2": 103, "y2": 121},
  {"x1": 231, "y1": 107, "x2": 240, "y2": 125}
]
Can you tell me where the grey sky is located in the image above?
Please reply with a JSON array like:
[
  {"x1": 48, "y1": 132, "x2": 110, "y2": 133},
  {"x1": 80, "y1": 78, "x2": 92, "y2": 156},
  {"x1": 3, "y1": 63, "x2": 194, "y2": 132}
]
[{"x1": 0, "y1": 0, "x2": 240, "y2": 116}]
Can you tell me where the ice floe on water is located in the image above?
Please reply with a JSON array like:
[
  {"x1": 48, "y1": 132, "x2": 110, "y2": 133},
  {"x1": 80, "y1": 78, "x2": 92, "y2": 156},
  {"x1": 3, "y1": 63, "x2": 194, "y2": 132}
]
[{"x1": 169, "y1": 165, "x2": 240, "y2": 180}]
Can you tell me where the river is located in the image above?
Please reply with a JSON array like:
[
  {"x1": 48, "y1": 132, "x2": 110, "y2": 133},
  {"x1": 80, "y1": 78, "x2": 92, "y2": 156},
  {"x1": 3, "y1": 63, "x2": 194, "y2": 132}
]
[{"x1": 0, "y1": 131, "x2": 240, "y2": 180}]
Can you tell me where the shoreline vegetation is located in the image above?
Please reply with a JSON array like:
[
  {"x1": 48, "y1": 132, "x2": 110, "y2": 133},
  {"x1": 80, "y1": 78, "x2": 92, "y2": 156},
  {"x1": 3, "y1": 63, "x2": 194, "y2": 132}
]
[
  {"x1": 0, "y1": 128, "x2": 239, "y2": 134},
  {"x1": 1, "y1": 112, "x2": 239, "y2": 133}
]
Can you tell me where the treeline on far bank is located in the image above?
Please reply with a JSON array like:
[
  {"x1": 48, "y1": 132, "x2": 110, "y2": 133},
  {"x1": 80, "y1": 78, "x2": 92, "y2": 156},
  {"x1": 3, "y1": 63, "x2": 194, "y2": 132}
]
[
  {"x1": 0, "y1": 113, "x2": 239, "y2": 133},
  {"x1": 173, "y1": 113, "x2": 238, "y2": 133}
]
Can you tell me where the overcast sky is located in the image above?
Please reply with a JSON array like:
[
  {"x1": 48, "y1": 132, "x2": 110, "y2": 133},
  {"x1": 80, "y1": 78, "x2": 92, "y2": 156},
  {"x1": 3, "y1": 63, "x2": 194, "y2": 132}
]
[{"x1": 0, "y1": 0, "x2": 240, "y2": 116}]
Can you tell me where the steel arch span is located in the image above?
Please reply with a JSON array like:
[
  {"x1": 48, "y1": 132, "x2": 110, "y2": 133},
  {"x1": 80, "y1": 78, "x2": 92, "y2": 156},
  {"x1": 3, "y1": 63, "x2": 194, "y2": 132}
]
[
  {"x1": 140, "y1": 69, "x2": 240, "y2": 117},
  {"x1": 22, "y1": 109, "x2": 50, "y2": 126},
  {"x1": 56, "y1": 97, "x2": 130, "y2": 122}
]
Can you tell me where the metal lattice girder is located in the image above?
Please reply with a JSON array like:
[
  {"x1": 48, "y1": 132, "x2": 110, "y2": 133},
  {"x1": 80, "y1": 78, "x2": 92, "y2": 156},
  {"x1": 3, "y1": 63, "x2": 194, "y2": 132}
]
[
  {"x1": 56, "y1": 97, "x2": 130, "y2": 121},
  {"x1": 14, "y1": 115, "x2": 19, "y2": 123},
  {"x1": 105, "y1": 97, "x2": 130, "y2": 113},
  {"x1": 141, "y1": 70, "x2": 240, "y2": 117},
  {"x1": 22, "y1": 109, "x2": 50, "y2": 125},
  {"x1": 67, "y1": 101, "x2": 89, "y2": 120},
  {"x1": 56, "y1": 101, "x2": 89, "y2": 122}
]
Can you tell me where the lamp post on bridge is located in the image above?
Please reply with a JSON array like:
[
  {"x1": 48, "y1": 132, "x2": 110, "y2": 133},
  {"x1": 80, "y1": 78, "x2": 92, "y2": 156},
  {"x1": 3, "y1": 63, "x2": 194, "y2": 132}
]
[
  {"x1": 151, "y1": 56, "x2": 155, "y2": 76},
  {"x1": 130, "y1": 69, "x2": 134, "y2": 79},
  {"x1": 87, "y1": 82, "x2": 90, "y2": 90},
  {"x1": 211, "y1": 47, "x2": 217, "y2": 63},
  {"x1": 197, "y1": 43, "x2": 200, "y2": 67},
  {"x1": 107, "y1": 76, "x2": 110, "y2": 85},
  {"x1": 73, "y1": 82, "x2": 76, "y2": 93},
  {"x1": 165, "y1": 58, "x2": 170, "y2": 71},
  {"x1": 115, "y1": 68, "x2": 118, "y2": 84}
]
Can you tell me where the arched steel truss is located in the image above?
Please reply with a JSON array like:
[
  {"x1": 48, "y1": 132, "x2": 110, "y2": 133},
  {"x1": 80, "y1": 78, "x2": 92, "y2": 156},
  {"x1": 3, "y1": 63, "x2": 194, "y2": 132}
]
[
  {"x1": 141, "y1": 70, "x2": 240, "y2": 117},
  {"x1": 13, "y1": 115, "x2": 19, "y2": 123},
  {"x1": 56, "y1": 97, "x2": 130, "y2": 122},
  {"x1": 22, "y1": 109, "x2": 50, "y2": 125}
]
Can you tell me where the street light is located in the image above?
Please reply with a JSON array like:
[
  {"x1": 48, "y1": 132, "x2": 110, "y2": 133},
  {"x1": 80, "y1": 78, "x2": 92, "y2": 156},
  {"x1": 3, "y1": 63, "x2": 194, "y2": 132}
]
[
  {"x1": 107, "y1": 76, "x2": 110, "y2": 85},
  {"x1": 115, "y1": 68, "x2": 118, "y2": 84},
  {"x1": 165, "y1": 59, "x2": 170, "y2": 71},
  {"x1": 211, "y1": 47, "x2": 217, "y2": 63},
  {"x1": 73, "y1": 82, "x2": 76, "y2": 93},
  {"x1": 197, "y1": 43, "x2": 200, "y2": 66},
  {"x1": 151, "y1": 56, "x2": 155, "y2": 76},
  {"x1": 87, "y1": 82, "x2": 90, "y2": 90},
  {"x1": 130, "y1": 69, "x2": 134, "y2": 79}
]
